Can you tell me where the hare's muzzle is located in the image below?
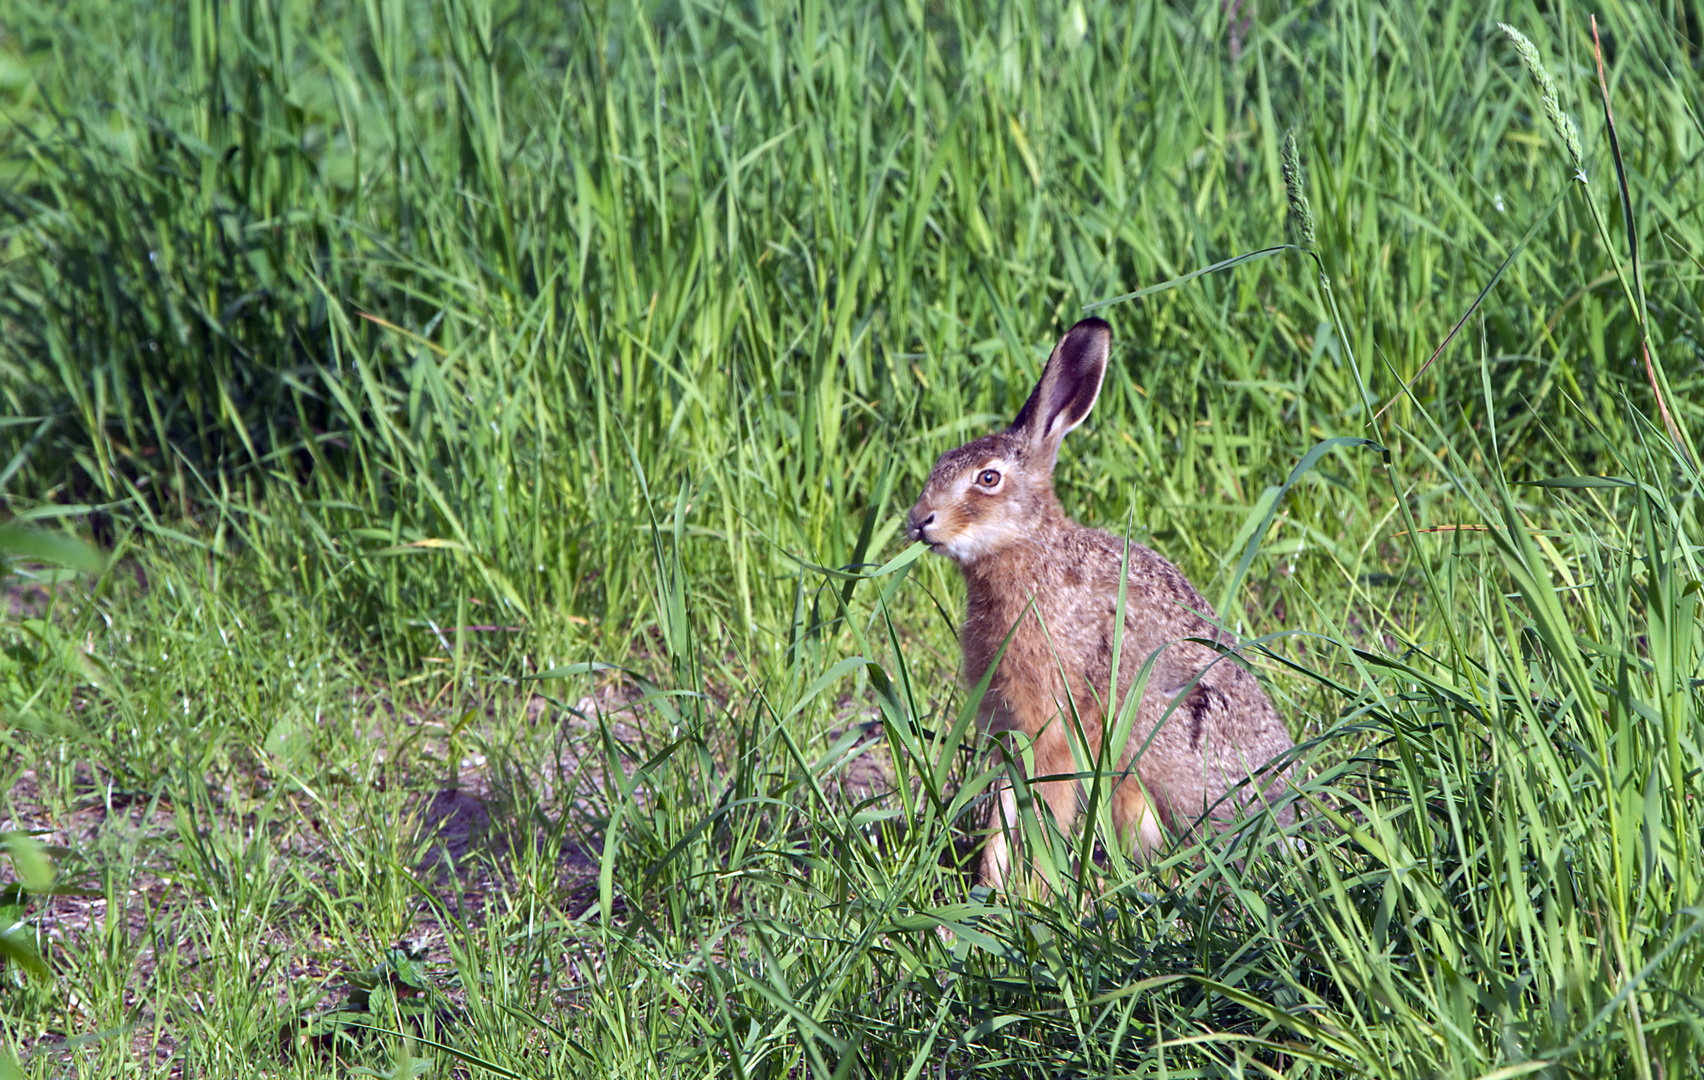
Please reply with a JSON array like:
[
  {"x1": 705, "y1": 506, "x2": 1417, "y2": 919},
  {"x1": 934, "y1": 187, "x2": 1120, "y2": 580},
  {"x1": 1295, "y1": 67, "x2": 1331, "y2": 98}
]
[{"x1": 908, "y1": 507, "x2": 938, "y2": 546}]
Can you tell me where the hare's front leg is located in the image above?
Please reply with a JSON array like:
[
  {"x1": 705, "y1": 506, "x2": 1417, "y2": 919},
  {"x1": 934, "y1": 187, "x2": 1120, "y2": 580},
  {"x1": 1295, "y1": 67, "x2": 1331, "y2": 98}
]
[
  {"x1": 979, "y1": 723, "x2": 1081, "y2": 889},
  {"x1": 1030, "y1": 719, "x2": 1082, "y2": 840},
  {"x1": 979, "y1": 778, "x2": 1019, "y2": 888}
]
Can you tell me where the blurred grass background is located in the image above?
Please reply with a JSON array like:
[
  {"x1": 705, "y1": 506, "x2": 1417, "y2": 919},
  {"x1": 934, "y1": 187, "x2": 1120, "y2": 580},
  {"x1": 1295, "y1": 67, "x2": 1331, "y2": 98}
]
[{"x1": 2, "y1": 0, "x2": 1703, "y2": 1075}]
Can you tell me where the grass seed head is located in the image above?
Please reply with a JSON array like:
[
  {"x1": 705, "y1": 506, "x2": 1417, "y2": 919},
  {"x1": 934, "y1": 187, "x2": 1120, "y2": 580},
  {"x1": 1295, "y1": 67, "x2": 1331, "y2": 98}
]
[
  {"x1": 1497, "y1": 23, "x2": 1584, "y2": 176},
  {"x1": 1281, "y1": 130, "x2": 1317, "y2": 251}
]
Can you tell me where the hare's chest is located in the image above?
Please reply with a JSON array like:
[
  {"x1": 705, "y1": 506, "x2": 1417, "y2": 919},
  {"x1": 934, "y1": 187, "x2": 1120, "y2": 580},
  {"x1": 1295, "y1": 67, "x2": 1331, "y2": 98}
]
[{"x1": 961, "y1": 591, "x2": 1109, "y2": 733}]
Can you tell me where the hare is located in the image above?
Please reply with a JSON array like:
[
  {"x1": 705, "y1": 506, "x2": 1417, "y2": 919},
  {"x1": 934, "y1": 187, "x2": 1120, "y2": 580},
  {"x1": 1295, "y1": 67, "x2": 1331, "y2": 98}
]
[{"x1": 908, "y1": 317, "x2": 1294, "y2": 888}]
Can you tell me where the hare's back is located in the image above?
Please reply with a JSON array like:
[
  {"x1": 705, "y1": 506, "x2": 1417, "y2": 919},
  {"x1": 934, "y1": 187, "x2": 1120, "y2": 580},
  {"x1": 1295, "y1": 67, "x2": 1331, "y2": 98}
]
[
  {"x1": 1072, "y1": 529, "x2": 1225, "y2": 642},
  {"x1": 1077, "y1": 529, "x2": 1261, "y2": 704},
  {"x1": 1079, "y1": 529, "x2": 1293, "y2": 814}
]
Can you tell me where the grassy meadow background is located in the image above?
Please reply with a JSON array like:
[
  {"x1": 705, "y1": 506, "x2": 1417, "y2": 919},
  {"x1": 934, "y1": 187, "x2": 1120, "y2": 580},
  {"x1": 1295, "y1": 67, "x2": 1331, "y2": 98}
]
[{"x1": 3, "y1": 0, "x2": 1704, "y2": 1074}]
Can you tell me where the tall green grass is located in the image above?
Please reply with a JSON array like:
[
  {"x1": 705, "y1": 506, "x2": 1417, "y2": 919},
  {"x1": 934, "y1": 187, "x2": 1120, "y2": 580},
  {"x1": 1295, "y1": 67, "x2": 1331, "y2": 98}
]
[{"x1": 2, "y1": 0, "x2": 1703, "y2": 1075}]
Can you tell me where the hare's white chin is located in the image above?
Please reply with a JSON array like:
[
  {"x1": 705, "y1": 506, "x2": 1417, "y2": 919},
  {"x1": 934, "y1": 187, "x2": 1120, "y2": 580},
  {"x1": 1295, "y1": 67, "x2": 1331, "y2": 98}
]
[{"x1": 931, "y1": 521, "x2": 1025, "y2": 564}]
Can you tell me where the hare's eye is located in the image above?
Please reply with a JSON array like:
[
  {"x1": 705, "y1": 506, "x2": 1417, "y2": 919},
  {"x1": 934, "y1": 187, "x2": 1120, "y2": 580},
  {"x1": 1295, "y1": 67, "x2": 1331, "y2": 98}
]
[{"x1": 976, "y1": 469, "x2": 1001, "y2": 488}]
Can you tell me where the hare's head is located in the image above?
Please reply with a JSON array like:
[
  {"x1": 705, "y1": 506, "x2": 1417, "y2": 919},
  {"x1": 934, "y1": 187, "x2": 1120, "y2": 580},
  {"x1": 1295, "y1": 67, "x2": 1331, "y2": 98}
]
[{"x1": 908, "y1": 318, "x2": 1111, "y2": 564}]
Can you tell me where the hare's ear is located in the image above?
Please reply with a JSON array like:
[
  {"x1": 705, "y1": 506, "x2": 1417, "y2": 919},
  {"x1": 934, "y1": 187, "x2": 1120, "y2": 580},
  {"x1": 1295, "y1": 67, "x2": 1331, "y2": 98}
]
[{"x1": 1011, "y1": 317, "x2": 1111, "y2": 464}]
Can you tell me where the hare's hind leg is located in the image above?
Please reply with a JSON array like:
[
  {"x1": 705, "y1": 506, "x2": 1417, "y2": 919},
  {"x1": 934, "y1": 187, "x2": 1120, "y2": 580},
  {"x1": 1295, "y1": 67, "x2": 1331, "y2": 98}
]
[{"x1": 1110, "y1": 774, "x2": 1164, "y2": 860}]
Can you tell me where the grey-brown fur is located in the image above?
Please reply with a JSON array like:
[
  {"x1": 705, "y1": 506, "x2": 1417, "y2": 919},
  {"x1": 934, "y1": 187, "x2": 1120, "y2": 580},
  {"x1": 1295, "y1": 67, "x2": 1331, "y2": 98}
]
[{"x1": 908, "y1": 317, "x2": 1294, "y2": 887}]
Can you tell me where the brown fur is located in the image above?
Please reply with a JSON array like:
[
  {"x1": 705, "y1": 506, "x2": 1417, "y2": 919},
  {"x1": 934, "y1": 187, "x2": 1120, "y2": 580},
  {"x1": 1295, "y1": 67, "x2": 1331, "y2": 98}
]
[{"x1": 908, "y1": 318, "x2": 1294, "y2": 887}]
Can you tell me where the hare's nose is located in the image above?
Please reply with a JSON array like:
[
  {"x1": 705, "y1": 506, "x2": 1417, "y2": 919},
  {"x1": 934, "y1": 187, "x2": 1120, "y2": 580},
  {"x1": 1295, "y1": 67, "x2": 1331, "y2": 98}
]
[{"x1": 910, "y1": 510, "x2": 936, "y2": 540}]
